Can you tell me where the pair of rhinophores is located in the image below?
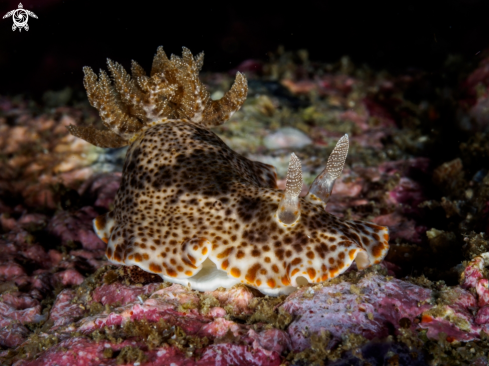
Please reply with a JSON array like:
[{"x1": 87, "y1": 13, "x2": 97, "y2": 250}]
[{"x1": 68, "y1": 46, "x2": 389, "y2": 296}]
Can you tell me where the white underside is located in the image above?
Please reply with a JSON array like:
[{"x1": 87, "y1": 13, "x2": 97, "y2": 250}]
[
  {"x1": 160, "y1": 258, "x2": 241, "y2": 292},
  {"x1": 157, "y1": 257, "x2": 298, "y2": 296}
]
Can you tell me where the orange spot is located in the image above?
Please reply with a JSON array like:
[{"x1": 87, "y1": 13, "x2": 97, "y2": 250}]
[
  {"x1": 149, "y1": 263, "x2": 162, "y2": 273},
  {"x1": 94, "y1": 214, "x2": 106, "y2": 231},
  {"x1": 134, "y1": 253, "x2": 142, "y2": 262},
  {"x1": 202, "y1": 247, "x2": 208, "y2": 255},
  {"x1": 166, "y1": 268, "x2": 177, "y2": 277},
  {"x1": 128, "y1": 255, "x2": 134, "y2": 260},
  {"x1": 265, "y1": 257, "x2": 271, "y2": 263},
  {"x1": 193, "y1": 245, "x2": 198, "y2": 251},
  {"x1": 307, "y1": 268, "x2": 316, "y2": 280},
  {"x1": 281, "y1": 276, "x2": 291, "y2": 286},
  {"x1": 217, "y1": 247, "x2": 233, "y2": 259},
  {"x1": 421, "y1": 314, "x2": 433, "y2": 323},
  {"x1": 329, "y1": 266, "x2": 338, "y2": 277},
  {"x1": 272, "y1": 264, "x2": 279, "y2": 273},
  {"x1": 291, "y1": 268, "x2": 300, "y2": 277},
  {"x1": 321, "y1": 274, "x2": 328, "y2": 281},
  {"x1": 256, "y1": 279, "x2": 262, "y2": 286},
  {"x1": 221, "y1": 259, "x2": 229, "y2": 270},
  {"x1": 348, "y1": 249, "x2": 356, "y2": 260},
  {"x1": 267, "y1": 279, "x2": 276, "y2": 288},
  {"x1": 102, "y1": 236, "x2": 109, "y2": 244},
  {"x1": 143, "y1": 254, "x2": 149, "y2": 260},
  {"x1": 231, "y1": 267, "x2": 241, "y2": 277},
  {"x1": 106, "y1": 247, "x2": 113, "y2": 258},
  {"x1": 185, "y1": 271, "x2": 193, "y2": 276},
  {"x1": 383, "y1": 233, "x2": 389, "y2": 241},
  {"x1": 245, "y1": 263, "x2": 261, "y2": 283},
  {"x1": 372, "y1": 243, "x2": 385, "y2": 258},
  {"x1": 281, "y1": 206, "x2": 285, "y2": 211}
]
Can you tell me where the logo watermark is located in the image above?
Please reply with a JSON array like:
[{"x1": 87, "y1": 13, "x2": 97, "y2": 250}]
[{"x1": 3, "y1": 3, "x2": 38, "y2": 32}]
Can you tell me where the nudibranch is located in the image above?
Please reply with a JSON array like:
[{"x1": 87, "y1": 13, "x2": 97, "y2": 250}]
[{"x1": 68, "y1": 47, "x2": 389, "y2": 296}]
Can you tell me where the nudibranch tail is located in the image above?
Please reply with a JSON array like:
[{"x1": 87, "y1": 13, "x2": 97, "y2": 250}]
[
  {"x1": 308, "y1": 134, "x2": 349, "y2": 204},
  {"x1": 278, "y1": 153, "x2": 303, "y2": 225}
]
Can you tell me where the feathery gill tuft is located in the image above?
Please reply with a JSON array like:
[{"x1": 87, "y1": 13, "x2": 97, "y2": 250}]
[{"x1": 67, "y1": 46, "x2": 248, "y2": 148}]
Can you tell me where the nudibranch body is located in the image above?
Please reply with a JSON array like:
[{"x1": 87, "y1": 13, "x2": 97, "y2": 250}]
[{"x1": 69, "y1": 47, "x2": 389, "y2": 296}]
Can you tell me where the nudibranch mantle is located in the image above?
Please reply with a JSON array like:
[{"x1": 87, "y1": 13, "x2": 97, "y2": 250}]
[{"x1": 69, "y1": 47, "x2": 389, "y2": 296}]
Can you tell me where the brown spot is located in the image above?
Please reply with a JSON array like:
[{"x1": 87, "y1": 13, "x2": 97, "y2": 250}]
[
  {"x1": 188, "y1": 255, "x2": 196, "y2": 265},
  {"x1": 149, "y1": 263, "x2": 162, "y2": 273},
  {"x1": 193, "y1": 245, "x2": 198, "y2": 251},
  {"x1": 306, "y1": 251, "x2": 314, "y2": 259},
  {"x1": 106, "y1": 247, "x2": 113, "y2": 258},
  {"x1": 251, "y1": 249, "x2": 260, "y2": 257},
  {"x1": 272, "y1": 264, "x2": 279, "y2": 273},
  {"x1": 236, "y1": 250, "x2": 245, "y2": 259},
  {"x1": 338, "y1": 252, "x2": 345, "y2": 260},
  {"x1": 260, "y1": 269, "x2": 267, "y2": 275},
  {"x1": 128, "y1": 255, "x2": 134, "y2": 260},
  {"x1": 222, "y1": 259, "x2": 229, "y2": 270},
  {"x1": 95, "y1": 214, "x2": 106, "y2": 231},
  {"x1": 328, "y1": 257, "x2": 335, "y2": 265},
  {"x1": 143, "y1": 253, "x2": 149, "y2": 260},
  {"x1": 166, "y1": 268, "x2": 177, "y2": 277},
  {"x1": 291, "y1": 258, "x2": 302, "y2": 266},
  {"x1": 113, "y1": 251, "x2": 122, "y2": 262},
  {"x1": 177, "y1": 266, "x2": 184, "y2": 272},
  {"x1": 267, "y1": 279, "x2": 276, "y2": 288},
  {"x1": 264, "y1": 257, "x2": 271, "y2": 263},
  {"x1": 231, "y1": 267, "x2": 241, "y2": 277},
  {"x1": 307, "y1": 268, "x2": 316, "y2": 280},
  {"x1": 134, "y1": 253, "x2": 143, "y2": 262},
  {"x1": 217, "y1": 247, "x2": 233, "y2": 259},
  {"x1": 245, "y1": 263, "x2": 261, "y2": 283},
  {"x1": 330, "y1": 245, "x2": 337, "y2": 251}
]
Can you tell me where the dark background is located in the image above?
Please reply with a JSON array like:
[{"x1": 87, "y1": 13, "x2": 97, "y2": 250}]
[{"x1": 1, "y1": 0, "x2": 489, "y2": 96}]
